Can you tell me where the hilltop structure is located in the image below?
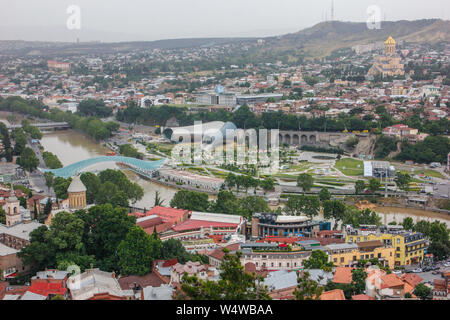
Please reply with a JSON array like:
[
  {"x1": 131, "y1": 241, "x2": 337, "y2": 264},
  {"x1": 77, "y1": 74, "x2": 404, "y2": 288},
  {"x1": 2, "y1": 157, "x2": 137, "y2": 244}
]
[{"x1": 367, "y1": 36, "x2": 405, "y2": 78}]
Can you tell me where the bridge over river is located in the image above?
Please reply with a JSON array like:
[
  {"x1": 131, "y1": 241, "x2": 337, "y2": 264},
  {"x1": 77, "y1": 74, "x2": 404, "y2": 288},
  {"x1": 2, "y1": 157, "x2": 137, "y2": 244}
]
[{"x1": 42, "y1": 156, "x2": 166, "y2": 178}]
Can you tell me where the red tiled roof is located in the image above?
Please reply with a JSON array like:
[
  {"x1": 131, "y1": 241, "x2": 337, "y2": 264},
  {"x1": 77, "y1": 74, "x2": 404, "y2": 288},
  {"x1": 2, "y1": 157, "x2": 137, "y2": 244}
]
[
  {"x1": 352, "y1": 294, "x2": 375, "y2": 300},
  {"x1": 118, "y1": 273, "x2": 168, "y2": 290},
  {"x1": 333, "y1": 267, "x2": 353, "y2": 284},
  {"x1": 320, "y1": 289, "x2": 346, "y2": 300},
  {"x1": 401, "y1": 273, "x2": 423, "y2": 287},
  {"x1": 172, "y1": 220, "x2": 238, "y2": 232},
  {"x1": 28, "y1": 282, "x2": 67, "y2": 297},
  {"x1": 208, "y1": 243, "x2": 241, "y2": 261},
  {"x1": 146, "y1": 206, "x2": 189, "y2": 225},
  {"x1": 380, "y1": 274, "x2": 404, "y2": 289}
]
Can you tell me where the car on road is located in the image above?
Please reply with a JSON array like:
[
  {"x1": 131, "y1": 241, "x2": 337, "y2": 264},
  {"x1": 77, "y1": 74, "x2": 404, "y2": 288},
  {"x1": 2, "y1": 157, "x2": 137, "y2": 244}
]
[{"x1": 432, "y1": 271, "x2": 440, "y2": 275}]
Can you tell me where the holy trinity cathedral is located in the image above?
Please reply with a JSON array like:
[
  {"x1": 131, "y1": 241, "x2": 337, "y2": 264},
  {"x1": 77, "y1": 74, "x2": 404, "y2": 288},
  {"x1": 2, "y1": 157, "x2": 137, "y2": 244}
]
[{"x1": 367, "y1": 36, "x2": 405, "y2": 78}]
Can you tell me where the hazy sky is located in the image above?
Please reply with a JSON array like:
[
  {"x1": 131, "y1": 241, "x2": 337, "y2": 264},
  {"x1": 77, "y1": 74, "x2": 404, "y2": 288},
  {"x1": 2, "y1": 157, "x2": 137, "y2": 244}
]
[{"x1": 0, "y1": 0, "x2": 449, "y2": 42}]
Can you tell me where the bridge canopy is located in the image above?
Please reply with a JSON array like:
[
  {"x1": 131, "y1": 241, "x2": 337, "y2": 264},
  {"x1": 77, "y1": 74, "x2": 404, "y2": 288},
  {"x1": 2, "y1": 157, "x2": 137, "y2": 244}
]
[{"x1": 42, "y1": 156, "x2": 166, "y2": 178}]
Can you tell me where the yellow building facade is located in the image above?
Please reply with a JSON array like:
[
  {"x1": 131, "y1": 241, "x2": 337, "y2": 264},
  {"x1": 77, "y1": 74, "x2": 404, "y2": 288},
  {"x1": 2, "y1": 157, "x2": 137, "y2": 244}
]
[
  {"x1": 327, "y1": 241, "x2": 395, "y2": 269},
  {"x1": 345, "y1": 232, "x2": 427, "y2": 267}
]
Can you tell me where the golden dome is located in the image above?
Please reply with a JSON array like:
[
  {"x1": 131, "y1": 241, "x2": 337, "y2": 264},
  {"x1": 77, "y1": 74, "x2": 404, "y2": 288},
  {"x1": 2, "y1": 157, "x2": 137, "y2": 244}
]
[{"x1": 385, "y1": 36, "x2": 396, "y2": 45}]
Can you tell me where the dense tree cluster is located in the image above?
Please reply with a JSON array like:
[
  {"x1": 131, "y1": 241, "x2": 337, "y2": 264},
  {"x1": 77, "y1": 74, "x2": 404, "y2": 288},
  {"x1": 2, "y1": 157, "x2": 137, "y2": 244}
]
[
  {"x1": 177, "y1": 250, "x2": 270, "y2": 300},
  {"x1": 395, "y1": 136, "x2": 450, "y2": 164},
  {"x1": 170, "y1": 189, "x2": 270, "y2": 219},
  {"x1": 18, "y1": 204, "x2": 205, "y2": 275},
  {"x1": 0, "y1": 96, "x2": 119, "y2": 142},
  {"x1": 42, "y1": 151, "x2": 63, "y2": 169}
]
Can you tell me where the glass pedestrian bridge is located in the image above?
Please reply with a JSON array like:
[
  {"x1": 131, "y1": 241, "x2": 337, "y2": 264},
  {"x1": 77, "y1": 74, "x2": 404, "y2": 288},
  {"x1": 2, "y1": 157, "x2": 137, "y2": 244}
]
[{"x1": 42, "y1": 156, "x2": 166, "y2": 178}]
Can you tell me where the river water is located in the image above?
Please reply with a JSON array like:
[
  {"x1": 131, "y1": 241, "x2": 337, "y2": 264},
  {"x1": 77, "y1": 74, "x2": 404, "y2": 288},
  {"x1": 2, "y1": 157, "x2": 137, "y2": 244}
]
[
  {"x1": 39, "y1": 130, "x2": 450, "y2": 225},
  {"x1": 40, "y1": 130, "x2": 178, "y2": 209}
]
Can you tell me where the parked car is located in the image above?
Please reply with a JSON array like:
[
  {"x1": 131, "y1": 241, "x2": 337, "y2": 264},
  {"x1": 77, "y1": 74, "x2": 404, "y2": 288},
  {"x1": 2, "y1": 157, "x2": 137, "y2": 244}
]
[
  {"x1": 444, "y1": 262, "x2": 450, "y2": 267},
  {"x1": 432, "y1": 271, "x2": 440, "y2": 275},
  {"x1": 412, "y1": 268, "x2": 423, "y2": 273},
  {"x1": 392, "y1": 270, "x2": 402, "y2": 275}
]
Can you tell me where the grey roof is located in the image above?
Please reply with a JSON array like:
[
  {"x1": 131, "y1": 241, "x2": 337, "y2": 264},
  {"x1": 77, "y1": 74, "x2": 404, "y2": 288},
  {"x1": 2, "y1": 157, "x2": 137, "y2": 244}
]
[
  {"x1": 21, "y1": 291, "x2": 47, "y2": 300},
  {"x1": 304, "y1": 269, "x2": 334, "y2": 286},
  {"x1": 142, "y1": 284, "x2": 173, "y2": 300},
  {"x1": 325, "y1": 243, "x2": 359, "y2": 251},
  {"x1": 0, "y1": 242, "x2": 18, "y2": 256},
  {"x1": 263, "y1": 270, "x2": 298, "y2": 291},
  {"x1": 32, "y1": 270, "x2": 70, "y2": 280},
  {"x1": 67, "y1": 175, "x2": 87, "y2": 193},
  {"x1": 0, "y1": 221, "x2": 45, "y2": 241},
  {"x1": 2, "y1": 294, "x2": 21, "y2": 300}
]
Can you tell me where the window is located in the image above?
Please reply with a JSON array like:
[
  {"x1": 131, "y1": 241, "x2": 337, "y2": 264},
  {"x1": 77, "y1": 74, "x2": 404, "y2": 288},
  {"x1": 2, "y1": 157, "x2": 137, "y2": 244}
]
[
  {"x1": 333, "y1": 258, "x2": 337, "y2": 262},
  {"x1": 340, "y1": 257, "x2": 345, "y2": 263},
  {"x1": 397, "y1": 239, "x2": 401, "y2": 244},
  {"x1": 353, "y1": 256, "x2": 357, "y2": 261},
  {"x1": 378, "y1": 253, "x2": 382, "y2": 258}
]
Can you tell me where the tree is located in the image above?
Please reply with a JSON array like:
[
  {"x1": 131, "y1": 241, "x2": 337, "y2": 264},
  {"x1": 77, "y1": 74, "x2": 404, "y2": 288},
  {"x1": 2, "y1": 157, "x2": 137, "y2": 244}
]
[
  {"x1": 44, "y1": 172, "x2": 54, "y2": 193},
  {"x1": 18, "y1": 212, "x2": 95, "y2": 274},
  {"x1": 318, "y1": 188, "x2": 331, "y2": 202},
  {"x1": 259, "y1": 178, "x2": 275, "y2": 194},
  {"x1": 284, "y1": 195, "x2": 320, "y2": 218},
  {"x1": 355, "y1": 180, "x2": 366, "y2": 195},
  {"x1": 76, "y1": 204, "x2": 136, "y2": 272},
  {"x1": 238, "y1": 196, "x2": 269, "y2": 219},
  {"x1": 323, "y1": 200, "x2": 346, "y2": 229},
  {"x1": 178, "y1": 250, "x2": 270, "y2": 300},
  {"x1": 225, "y1": 173, "x2": 236, "y2": 190},
  {"x1": 351, "y1": 269, "x2": 367, "y2": 295},
  {"x1": 368, "y1": 179, "x2": 381, "y2": 193},
  {"x1": 117, "y1": 226, "x2": 158, "y2": 276},
  {"x1": 402, "y1": 217, "x2": 414, "y2": 231},
  {"x1": 302, "y1": 250, "x2": 334, "y2": 272},
  {"x1": 297, "y1": 173, "x2": 314, "y2": 194},
  {"x1": 153, "y1": 191, "x2": 165, "y2": 206},
  {"x1": 342, "y1": 206, "x2": 382, "y2": 227},
  {"x1": 53, "y1": 177, "x2": 72, "y2": 199},
  {"x1": 213, "y1": 190, "x2": 240, "y2": 214},
  {"x1": 170, "y1": 190, "x2": 210, "y2": 211},
  {"x1": 395, "y1": 172, "x2": 411, "y2": 192},
  {"x1": 17, "y1": 147, "x2": 39, "y2": 172},
  {"x1": 414, "y1": 283, "x2": 431, "y2": 300},
  {"x1": 41, "y1": 198, "x2": 53, "y2": 223},
  {"x1": 294, "y1": 271, "x2": 323, "y2": 300}
]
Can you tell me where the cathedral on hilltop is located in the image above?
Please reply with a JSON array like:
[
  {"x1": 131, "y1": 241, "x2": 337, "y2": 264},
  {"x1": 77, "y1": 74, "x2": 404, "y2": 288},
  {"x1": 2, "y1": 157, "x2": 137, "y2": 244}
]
[{"x1": 367, "y1": 36, "x2": 405, "y2": 78}]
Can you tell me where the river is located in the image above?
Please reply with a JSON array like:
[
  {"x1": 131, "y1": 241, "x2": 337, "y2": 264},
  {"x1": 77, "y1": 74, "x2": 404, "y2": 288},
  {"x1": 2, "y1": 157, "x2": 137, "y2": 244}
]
[
  {"x1": 39, "y1": 130, "x2": 450, "y2": 225},
  {"x1": 40, "y1": 130, "x2": 178, "y2": 208}
]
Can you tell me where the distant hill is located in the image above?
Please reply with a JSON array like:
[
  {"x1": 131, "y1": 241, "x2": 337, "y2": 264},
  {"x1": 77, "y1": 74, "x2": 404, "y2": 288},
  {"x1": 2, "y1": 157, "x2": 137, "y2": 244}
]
[
  {"x1": 0, "y1": 19, "x2": 448, "y2": 57},
  {"x1": 264, "y1": 19, "x2": 450, "y2": 57}
]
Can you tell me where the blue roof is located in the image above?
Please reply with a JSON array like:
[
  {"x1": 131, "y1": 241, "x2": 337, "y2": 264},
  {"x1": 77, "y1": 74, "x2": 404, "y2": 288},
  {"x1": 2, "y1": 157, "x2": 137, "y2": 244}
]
[{"x1": 42, "y1": 156, "x2": 166, "y2": 178}]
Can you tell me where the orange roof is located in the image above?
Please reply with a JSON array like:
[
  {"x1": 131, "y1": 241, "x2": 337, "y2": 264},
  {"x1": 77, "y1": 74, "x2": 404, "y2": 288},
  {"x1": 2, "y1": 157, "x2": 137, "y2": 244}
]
[
  {"x1": 381, "y1": 274, "x2": 404, "y2": 288},
  {"x1": 401, "y1": 273, "x2": 423, "y2": 287},
  {"x1": 352, "y1": 294, "x2": 375, "y2": 300},
  {"x1": 320, "y1": 289, "x2": 346, "y2": 300},
  {"x1": 333, "y1": 267, "x2": 353, "y2": 284}
]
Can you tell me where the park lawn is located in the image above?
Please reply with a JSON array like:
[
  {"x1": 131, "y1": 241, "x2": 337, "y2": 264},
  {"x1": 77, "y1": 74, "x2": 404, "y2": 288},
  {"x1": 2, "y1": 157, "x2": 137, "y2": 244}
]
[
  {"x1": 208, "y1": 169, "x2": 230, "y2": 179},
  {"x1": 335, "y1": 158, "x2": 364, "y2": 176},
  {"x1": 399, "y1": 169, "x2": 444, "y2": 179}
]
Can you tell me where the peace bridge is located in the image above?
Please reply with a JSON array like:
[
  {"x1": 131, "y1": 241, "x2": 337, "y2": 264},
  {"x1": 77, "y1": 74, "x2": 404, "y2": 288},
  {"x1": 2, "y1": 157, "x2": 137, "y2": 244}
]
[{"x1": 42, "y1": 156, "x2": 166, "y2": 178}]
